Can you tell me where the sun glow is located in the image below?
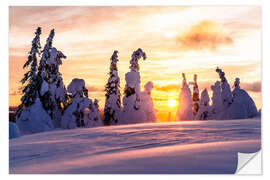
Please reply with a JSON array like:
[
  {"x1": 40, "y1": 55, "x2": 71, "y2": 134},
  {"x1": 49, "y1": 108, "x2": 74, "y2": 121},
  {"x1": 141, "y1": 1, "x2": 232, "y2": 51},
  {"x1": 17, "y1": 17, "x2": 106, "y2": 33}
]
[{"x1": 168, "y1": 99, "x2": 177, "y2": 107}]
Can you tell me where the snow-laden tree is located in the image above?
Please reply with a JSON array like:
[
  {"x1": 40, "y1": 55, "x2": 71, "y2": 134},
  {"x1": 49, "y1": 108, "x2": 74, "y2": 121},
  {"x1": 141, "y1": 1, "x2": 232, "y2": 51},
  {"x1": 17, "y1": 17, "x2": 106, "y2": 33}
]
[
  {"x1": 234, "y1": 78, "x2": 240, "y2": 89},
  {"x1": 229, "y1": 78, "x2": 258, "y2": 119},
  {"x1": 216, "y1": 67, "x2": 233, "y2": 107},
  {"x1": 16, "y1": 27, "x2": 54, "y2": 134},
  {"x1": 16, "y1": 27, "x2": 42, "y2": 116},
  {"x1": 62, "y1": 78, "x2": 88, "y2": 129},
  {"x1": 140, "y1": 81, "x2": 156, "y2": 123},
  {"x1": 62, "y1": 79, "x2": 102, "y2": 129},
  {"x1": 215, "y1": 67, "x2": 233, "y2": 119},
  {"x1": 16, "y1": 98, "x2": 54, "y2": 134},
  {"x1": 209, "y1": 81, "x2": 222, "y2": 119},
  {"x1": 191, "y1": 74, "x2": 200, "y2": 116},
  {"x1": 176, "y1": 73, "x2": 193, "y2": 121},
  {"x1": 103, "y1": 51, "x2": 121, "y2": 125},
  {"x1": 121, "y1": 48, "x2": 147, "y2": 124},
  {"x1": 195, "y1": 88, "x2": 210, "y2": 120},
  {"x1": 38, "y1": 29, "x2": 54, "y2": 77},
  {"x1": 87, "y1": 99, "x2": 102, "y2": 127},
  {"x1": 38, "y1": 29, "x2": 67, "y2": 128}
]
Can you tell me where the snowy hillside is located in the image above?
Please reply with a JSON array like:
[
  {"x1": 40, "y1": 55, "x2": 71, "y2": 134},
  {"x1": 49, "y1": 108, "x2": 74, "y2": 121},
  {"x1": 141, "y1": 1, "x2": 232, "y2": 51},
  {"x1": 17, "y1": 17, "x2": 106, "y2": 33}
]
[{"x1": 9, "y1": 118, "x2": 260, "y2": 174}]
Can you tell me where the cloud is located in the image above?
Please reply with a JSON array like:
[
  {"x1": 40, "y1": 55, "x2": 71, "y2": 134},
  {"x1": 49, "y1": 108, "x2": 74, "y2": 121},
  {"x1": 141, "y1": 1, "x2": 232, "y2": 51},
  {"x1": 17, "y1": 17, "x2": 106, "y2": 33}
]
[
  {"x1": 155, "y1": 84, "x2": 180, "y2": 92},
  {"x1": 240, "y1": 81, "x2": 261, "y2": 92},
  {"x1": 177, "y1": 20, "x2": 234, "y2": 51},
  {"x1": 152, "y1": 97, "x2": 170, "y2": 102},
  {"x1": 9, "y1": 91, "x2": 20, "y2": 96},
  {"x1": 86, "y1": 86, "x2": 103, "y2": 92},
  {"x1": 154, "y1": 80, "x2": 261, "y2": 94},
  {"x1": 198, "y1": 81, "x2": 261, "y2": 93},
  {"x1": 9, "y1": 87, "x2": 23, "y2": 96},
  {"x1": 154, "y1": 82, "x2": 213, "y2": 93}
]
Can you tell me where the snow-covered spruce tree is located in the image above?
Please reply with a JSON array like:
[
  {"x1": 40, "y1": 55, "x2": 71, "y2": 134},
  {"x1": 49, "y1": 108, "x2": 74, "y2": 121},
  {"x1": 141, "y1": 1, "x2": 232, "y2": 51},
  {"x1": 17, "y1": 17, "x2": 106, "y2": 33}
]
[
  {"x1": 140, "y1": 81, "x2": 157, "y2": 123},
  {"x1": 62, "y1": 79, "x2": 102, "y2": 129},
  {"x1": 62, "y1": 78, "x2": 88, "y2": 129},
  {"x1": 38, "y1": 29, "x2": 54, "y2": 77},
  {"x1": 16, "y1": 27, "x2": 42, "y2": 115},
  {"x1": 209, "y1": 81, "x2": 222, "y2": 119},
  {"x1": 229, "y1": 78, "x2": 258, "y2": 119},
  {"x1": 175, "y1": 73, "x2": 193, "y2": 121},
  {"x1": 121, "y1": 48, "x2": 147, "y2": 124},
  {"x1": 195, "y1": 88, "x2": 210, "y2": 120},
  {"x1": 215, "y1": 67, "x2": 233, "y2": 119},
  {"x1": 38, "y1": 29, "x2": 67, "y2": 128},
  {"x1": 191, "y1": 74, "x2": 200, "y2": 117},
  {"x1": 234, "y1": 78, "x2": 240, "y2": 89},
  {"x1": 16, "y1": 27, "x2": 54, "y2": 134},
  {"x1": 216, "y1": 67, "x2": 233, "y2": 107},
  {"x1": 103, "y1": 50, "x2": 121, "y2": 125},
  {"x1": 87, "y1": 99, "x2": 102, "y2": 127}
]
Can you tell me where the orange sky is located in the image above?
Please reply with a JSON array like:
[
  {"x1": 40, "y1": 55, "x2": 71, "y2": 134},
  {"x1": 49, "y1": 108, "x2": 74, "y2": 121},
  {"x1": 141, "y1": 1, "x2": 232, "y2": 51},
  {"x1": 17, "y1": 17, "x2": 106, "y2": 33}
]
[{"x1": 9, "y1": 6, "x2": 261, "y2": 121}]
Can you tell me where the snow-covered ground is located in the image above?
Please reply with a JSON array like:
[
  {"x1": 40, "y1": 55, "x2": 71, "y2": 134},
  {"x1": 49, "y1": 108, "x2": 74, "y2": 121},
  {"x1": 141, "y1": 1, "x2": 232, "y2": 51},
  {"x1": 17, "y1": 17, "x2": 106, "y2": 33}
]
[{"x1": 9, "y1": 118, "x2": 261, "y2": 174}]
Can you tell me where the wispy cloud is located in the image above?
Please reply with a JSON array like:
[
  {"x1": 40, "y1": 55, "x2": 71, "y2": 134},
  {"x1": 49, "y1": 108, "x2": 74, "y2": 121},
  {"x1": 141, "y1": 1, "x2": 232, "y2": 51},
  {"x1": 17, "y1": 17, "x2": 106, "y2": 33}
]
[
  {"x1": 240, "y1": 81, "x2": 261, "y2": 92},
  {"x1": 155, "y1": 84, "x2": 180, "y2": 92},
  {"x1": 9, "y1": 87, "x2": 23, "y2": 96},
  {"x1": 177, "y1": 20, "x2": 233, "y2": 51},
  {"x1": 86, "y1": 86, "x2": 104, "y2": 92},
  {"x1": 154, "y1": 80, "x2": 261, "y2": 93}
]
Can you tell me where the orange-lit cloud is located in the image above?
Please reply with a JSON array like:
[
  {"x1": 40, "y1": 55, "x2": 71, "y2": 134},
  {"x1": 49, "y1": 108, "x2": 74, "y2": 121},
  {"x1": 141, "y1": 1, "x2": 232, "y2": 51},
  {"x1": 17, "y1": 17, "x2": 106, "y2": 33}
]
[
  {"x1": 240, "y1": 81, "x2": 261, "y2": 92},
  {"x1": 155, "y1": 84, "x2": 180, "y2": 92},
  {"x1": 177, "y1": 20, "x2": 233, "y2": 51},
  {"x1": 9, "y1": 86, "x2": 23, "y2": 96},
  {"x1": 9, "y1": 90, "x2": 22, "y2": 96},
  {"x1": 154, "y1": 81, "x2": 261, "y2": 93},
  {"x1": 86, "y1": 86, "x2": 104, "y2": 92}
]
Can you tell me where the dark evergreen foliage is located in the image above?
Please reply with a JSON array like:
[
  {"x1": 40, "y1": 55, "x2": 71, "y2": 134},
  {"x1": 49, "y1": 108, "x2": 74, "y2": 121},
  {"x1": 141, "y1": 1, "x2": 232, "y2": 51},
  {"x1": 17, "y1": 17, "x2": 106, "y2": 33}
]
[
  {"x1": 16, "y1": 27, "x2": 42, "y2": 117},
  {"x1": 103, "y1": 51, "x2": 121, "y2": 125}
]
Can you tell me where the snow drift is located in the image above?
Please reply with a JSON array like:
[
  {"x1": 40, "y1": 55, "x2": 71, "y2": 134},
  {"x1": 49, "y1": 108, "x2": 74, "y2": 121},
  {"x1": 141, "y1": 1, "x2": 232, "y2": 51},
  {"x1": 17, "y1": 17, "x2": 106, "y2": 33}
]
[
  {"x1": 16, "y1": 98, "x2": 54, "y2": 134},
  {"x1": 10, "y1": 118, "x2": 260, "y2": 174},
  {"x1": 9, "y1": 122, "x2": 20, "y2": 139}
]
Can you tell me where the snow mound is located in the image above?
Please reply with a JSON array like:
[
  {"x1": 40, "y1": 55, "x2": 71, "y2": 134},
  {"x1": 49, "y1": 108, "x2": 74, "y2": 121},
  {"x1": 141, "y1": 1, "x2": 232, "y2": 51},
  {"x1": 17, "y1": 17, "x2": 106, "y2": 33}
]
[
  {"x1": 9, "y1": 122, "x2": 20, "y2": 139},
  {"x1": 230, "y1": 87, "x2": 258, "y2": 119},
  {"x1": 61, "y1": 102, "x2": 78, "y2": 129},
  {"x1": 16, "y1": 98, "x2": 54, "y2": 134}
]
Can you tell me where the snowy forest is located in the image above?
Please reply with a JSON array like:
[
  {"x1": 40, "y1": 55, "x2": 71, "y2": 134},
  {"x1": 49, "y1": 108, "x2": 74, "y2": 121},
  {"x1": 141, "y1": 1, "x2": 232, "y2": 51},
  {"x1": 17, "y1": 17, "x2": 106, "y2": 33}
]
[{"x1": 9, "y1": 27, "x2": 260, "y2": 137}]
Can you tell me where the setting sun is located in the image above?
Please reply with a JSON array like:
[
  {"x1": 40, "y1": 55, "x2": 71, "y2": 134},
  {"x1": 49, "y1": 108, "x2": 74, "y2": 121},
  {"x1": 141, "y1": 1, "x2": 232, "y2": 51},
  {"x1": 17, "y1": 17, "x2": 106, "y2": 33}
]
[{"x1": 168, "y1": 99, "x2": 177, "y2": 107}]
